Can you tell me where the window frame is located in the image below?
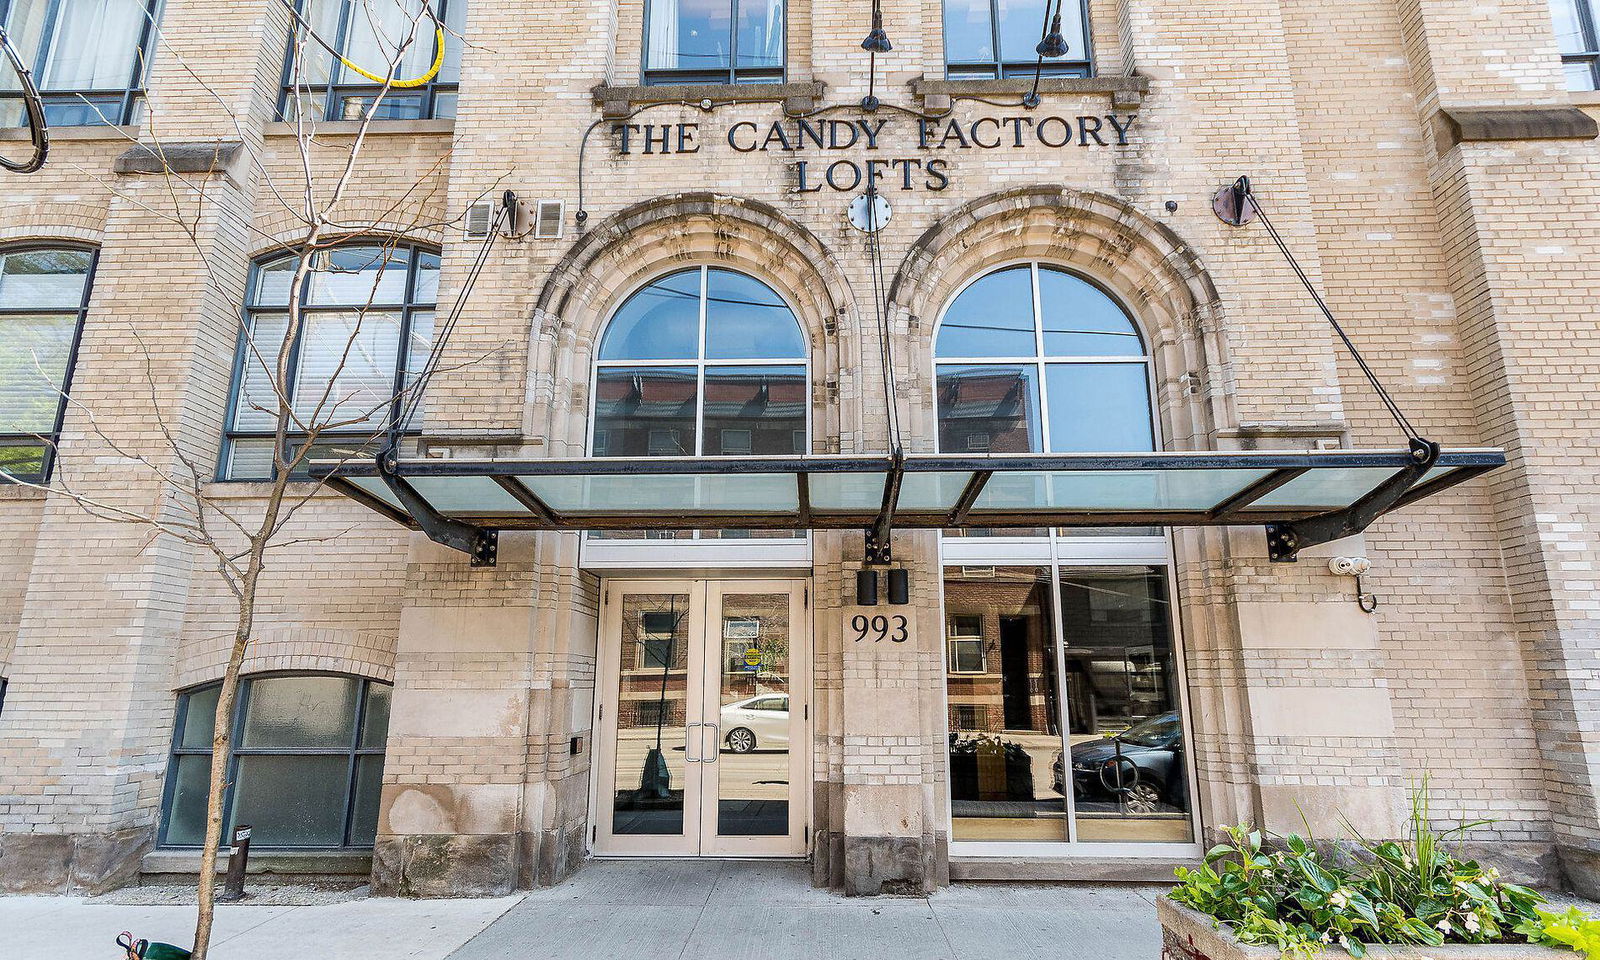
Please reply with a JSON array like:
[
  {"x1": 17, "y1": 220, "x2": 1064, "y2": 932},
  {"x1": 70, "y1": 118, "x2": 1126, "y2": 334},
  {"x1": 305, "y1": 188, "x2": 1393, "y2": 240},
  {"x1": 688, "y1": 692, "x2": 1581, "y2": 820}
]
[
  {"x1": 158, "y1": 672, "x2": 391, "y2": 851},
  {"x1": 942, "y1": 0, "x2": 1094, "y2": 81},
  {"x1": 218, "y1": 242, "x2": 438, "y2": 482},
  {"x1": 0, "y1": 242, "x2": 97, "y2": 484},
  {"x1": 641, "y1": 0, "x2": 787, "y2": 86},
  {"x1": 586, "y1": 264, "x2": 810, "y2": 544},
  {"x1": 0, "y1": 0, "x2": 161, "y2": 126},
  {"x1": 275, "y1": 0, "x2": 462, "y2": 122},
  {"x1": 933, "y1": 260, "x2": 1157, "y2": 463},
  {"x1": 946, "y1": 614, "x2": 988, "y2": 674},
  {"x1": 1556, "y1": 0, "x2": 1600, "y2": 89}
]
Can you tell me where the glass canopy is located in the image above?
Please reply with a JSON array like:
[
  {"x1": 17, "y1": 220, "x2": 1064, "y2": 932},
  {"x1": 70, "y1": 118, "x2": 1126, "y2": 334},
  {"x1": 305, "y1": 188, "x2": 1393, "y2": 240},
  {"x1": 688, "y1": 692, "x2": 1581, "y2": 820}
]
[{"x1": 316, "y1": 449, "x2": 1505, "y2": 534}]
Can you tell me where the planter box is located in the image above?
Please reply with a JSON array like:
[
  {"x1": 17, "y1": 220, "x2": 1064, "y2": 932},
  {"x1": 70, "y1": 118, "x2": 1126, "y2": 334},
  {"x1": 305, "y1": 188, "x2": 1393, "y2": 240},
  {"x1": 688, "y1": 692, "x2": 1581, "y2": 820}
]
[{"x1": 1158, "y1": 899, "x2": 1567, "y2": 960}]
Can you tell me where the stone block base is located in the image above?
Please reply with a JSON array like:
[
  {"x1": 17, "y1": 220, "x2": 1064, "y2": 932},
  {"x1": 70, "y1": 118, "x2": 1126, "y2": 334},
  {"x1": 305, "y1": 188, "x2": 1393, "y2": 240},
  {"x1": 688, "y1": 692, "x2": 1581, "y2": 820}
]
[
  {"x1": 371, "y1": 834, "x2": 518, "y2": 898},
  {"x1": 517, "y1": 824, "x2": 585, "y2": 889},
  {"x1": 0, "y1": 826, "x2": 151, "y2": 895},
  {"x1": 1557, "y1": 845, "x2": 1600, "y2": 900},
  {"x1": 840, "y1": 834, "x2": 944, "y2": 897}
]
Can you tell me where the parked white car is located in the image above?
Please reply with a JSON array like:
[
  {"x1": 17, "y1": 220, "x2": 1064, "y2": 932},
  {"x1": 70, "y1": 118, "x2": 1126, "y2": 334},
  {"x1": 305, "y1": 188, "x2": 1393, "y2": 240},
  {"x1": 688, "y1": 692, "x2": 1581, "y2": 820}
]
[{"x1": 719, "y1": 694, "x2": 790, "y2": 753}]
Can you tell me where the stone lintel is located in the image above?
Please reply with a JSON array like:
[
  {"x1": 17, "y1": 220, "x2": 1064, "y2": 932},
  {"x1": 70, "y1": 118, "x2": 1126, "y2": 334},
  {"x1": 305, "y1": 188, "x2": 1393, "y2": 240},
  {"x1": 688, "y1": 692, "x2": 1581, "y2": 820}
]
[
  {"x1": 591, "y1": 81, "x2": 829, "y2": 119},
  {"x1": 112, "y1": 140, "x2": 243, "y2": 176},
  {"x1": 1435, "y1": 106, "x2": 1599, "y2": 148},
  {"x1": 909, "y1": 74, "x2": 1149, "y2": 111}
]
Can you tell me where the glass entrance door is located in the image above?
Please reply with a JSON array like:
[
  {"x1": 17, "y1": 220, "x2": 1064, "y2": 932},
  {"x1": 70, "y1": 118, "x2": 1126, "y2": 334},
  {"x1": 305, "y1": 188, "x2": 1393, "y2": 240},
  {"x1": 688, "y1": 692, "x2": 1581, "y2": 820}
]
[{"x1": 593, "y1": 580, "x2": 808, "y2": 857}]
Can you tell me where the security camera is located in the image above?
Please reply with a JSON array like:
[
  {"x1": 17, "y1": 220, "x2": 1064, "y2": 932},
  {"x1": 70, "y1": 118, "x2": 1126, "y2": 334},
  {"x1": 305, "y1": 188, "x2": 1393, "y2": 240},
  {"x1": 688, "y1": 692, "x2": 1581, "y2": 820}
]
[{"x1": 1328, "y1": 557, "x2": 1371, "y2": 577}]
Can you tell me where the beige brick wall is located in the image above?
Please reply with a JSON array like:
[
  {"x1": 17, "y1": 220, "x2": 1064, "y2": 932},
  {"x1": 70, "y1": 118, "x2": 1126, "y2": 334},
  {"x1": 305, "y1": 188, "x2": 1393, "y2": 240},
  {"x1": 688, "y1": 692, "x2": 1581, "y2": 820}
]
[{"x1": 1, "y1": 0, "x2": 1596, "y2": 895}]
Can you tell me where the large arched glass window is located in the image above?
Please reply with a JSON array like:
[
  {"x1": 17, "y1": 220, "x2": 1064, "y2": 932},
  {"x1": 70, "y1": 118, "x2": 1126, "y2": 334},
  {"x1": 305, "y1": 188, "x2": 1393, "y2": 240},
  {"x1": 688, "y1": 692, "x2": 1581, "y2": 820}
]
[
  {"x1": 160, "y1": 673, "x2": 392, "y2": 849},
  {"x1": 934, "y1": 262, "x2": 1153, "y2": 456},
  {"x1": 0, "y1": 244, "x2": 96, "y2": 483},
  {"x1": 222, "y1": 243, "x2": 438, "y2": 480},
  {"x1": 591, "y1": 266, "x2": 807, "y2": 459}
]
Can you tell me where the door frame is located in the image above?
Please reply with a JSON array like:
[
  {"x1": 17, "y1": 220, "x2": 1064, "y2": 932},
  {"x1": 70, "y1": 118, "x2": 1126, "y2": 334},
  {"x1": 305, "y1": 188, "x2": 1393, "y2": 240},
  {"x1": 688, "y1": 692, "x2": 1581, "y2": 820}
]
[{"x1": 588, "y1": 577, "x2": 812, "y2": 859}]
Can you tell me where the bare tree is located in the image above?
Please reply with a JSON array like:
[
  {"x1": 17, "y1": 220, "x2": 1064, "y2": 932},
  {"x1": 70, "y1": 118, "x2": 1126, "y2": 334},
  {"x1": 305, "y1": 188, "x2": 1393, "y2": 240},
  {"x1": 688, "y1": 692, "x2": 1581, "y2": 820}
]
[{"x1": 1, "y1": 3, "x2": 507, "y2": 956}]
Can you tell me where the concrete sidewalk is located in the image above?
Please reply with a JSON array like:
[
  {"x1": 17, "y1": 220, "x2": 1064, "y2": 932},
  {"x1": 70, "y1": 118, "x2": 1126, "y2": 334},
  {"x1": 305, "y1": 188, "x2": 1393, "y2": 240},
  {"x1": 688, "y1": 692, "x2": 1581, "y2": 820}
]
[
  {"x1": 446, "y1": 860, "x2": 1168, "y2": 960},
  {"x1": 3, "y1": 889, "x2": 523, "y2": 960},
  {"x1": 3, "y1": 862, "x2": 1168, "y2": 960}
]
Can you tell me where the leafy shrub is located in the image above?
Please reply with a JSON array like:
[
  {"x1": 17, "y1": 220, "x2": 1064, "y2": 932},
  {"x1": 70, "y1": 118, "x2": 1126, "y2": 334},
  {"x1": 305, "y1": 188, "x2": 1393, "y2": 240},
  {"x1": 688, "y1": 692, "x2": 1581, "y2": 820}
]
[
  {"x1": 1517, "y1": 907, "x2": 1600, "y2": 960},
  {"x1": 1170, "y1": 782, "x2": 1572, "y2": 958}
]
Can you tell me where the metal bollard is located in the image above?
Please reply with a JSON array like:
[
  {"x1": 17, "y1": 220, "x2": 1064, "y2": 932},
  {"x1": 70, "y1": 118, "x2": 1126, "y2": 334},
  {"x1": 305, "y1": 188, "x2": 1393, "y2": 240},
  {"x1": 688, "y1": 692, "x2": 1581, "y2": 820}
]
[{"x1": 216, "y1": 824, "x2": 251, "y2": 902}]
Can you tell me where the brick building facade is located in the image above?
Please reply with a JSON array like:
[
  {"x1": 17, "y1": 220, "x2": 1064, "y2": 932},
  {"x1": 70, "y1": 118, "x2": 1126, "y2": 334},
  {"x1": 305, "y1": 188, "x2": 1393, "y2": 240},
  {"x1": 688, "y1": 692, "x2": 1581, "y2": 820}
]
[{"x1": 2, "y1": 0, "x2": 1599, "y2": 901}]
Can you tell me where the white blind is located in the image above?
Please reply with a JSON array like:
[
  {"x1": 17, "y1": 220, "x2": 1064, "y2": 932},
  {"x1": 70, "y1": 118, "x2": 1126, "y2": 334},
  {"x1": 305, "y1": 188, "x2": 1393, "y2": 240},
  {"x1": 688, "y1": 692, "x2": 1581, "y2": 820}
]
[
  {"x1": 0, "y1": 314, "x2": 76, "y2": 434},
  {"x1": 291, "y1": 311, "x2": 401, "y2": 431}
]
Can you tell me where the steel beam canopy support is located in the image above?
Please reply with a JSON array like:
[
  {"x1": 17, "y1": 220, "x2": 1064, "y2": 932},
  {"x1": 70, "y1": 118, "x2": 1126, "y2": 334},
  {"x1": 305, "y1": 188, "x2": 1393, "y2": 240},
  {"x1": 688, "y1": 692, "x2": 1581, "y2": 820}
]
[
  {"x1": 375, "y1": 453, "x2": 499, "y2": 566},
  {"x1": 1264, "y1": 438, "x2": 1441, "y2": 562}
]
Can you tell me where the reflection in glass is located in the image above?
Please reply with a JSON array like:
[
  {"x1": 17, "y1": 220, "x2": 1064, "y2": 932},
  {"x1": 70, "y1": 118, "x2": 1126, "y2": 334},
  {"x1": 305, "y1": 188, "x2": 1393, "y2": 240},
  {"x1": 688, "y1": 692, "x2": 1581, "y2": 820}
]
[
  {"x1": 598, "y1": 269, "x2": 702, "y2": 361},
  {"x1": 701, "y1": 365, "x2": 806, "y2": 455},
  {"x1": 942, "y1": 0, "x2": 1089, "y2": 78},
  {"x1": 936, "y1": 364, "x2": 1042, "y2": 454},
  {"x1": 945, "y1": 567, "x2": 1065, "y2": 841},
  {"x1": 936, "y1": 266, "x2": 1036, "y2": 358},
  {"x1": 1038, "y1": 270, "x2": 1145, "y2": 357},
  {"x1": 716, "y1": 593, "x2": 791, "y2": 837},
  {"x1": 645, "y1": 0, "x2": 785, "y2": 82},
  {"x1": 592, "y1": 367, "x2": 698, "y2": 457},
  {"x1": 705, "y1": 269, "x2": 805, "y2": 359},
  {"x1": 1044, "y1": 364, "x2": 1155, "y2": 452},
  {"x1": 613, "y1": 594, "x2": 692, "y2": 835},
  {"x1": 1061, "y1": 567, "x2": 1191, "y2": 843}
]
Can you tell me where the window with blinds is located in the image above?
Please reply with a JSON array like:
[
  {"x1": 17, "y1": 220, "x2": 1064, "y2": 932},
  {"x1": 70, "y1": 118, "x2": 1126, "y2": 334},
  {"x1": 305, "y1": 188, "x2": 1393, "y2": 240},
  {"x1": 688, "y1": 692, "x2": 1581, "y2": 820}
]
[{"x1": 221, "y1": 243, "x2": 439, "y2": 481}]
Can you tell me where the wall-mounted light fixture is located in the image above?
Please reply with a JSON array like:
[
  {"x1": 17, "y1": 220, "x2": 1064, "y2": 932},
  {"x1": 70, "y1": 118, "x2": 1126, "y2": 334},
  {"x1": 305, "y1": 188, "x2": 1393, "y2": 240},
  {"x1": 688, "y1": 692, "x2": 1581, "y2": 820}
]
[{"x1": 856, "y1": 569, "x2": 879, "y2": 606}]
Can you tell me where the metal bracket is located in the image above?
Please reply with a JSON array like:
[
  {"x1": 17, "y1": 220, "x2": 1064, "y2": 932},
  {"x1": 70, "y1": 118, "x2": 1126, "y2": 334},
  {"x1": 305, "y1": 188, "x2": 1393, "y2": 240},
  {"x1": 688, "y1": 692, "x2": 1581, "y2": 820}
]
[
  {"x1": 864, "y1": 451, "x2": 905, "y2": 565},
  {"x1": 1213, "y1": 175, "x2": 1258, "y2": 227},
  {"x1": 1265, "y1": 438, "x2": 1441, "y2": 562},
  {"x1": 375, "y1": 453, "x2": 499, "y2": 566}
]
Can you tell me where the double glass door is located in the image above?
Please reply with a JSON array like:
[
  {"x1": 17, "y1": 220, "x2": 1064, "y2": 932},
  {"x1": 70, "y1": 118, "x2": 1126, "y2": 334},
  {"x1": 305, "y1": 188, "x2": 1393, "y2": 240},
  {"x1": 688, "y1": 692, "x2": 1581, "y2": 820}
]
[{"x1": 593, "y1": 580, "x2": 808, "y2": 857}]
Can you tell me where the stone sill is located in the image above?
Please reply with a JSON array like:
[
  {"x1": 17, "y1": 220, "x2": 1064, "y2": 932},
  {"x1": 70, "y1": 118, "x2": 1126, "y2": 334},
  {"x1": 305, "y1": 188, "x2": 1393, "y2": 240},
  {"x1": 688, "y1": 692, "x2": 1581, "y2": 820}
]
[
  {"x1": 1158, "y1": 899, "x2": 1564, "y2": 960},
  {"x1": 593, "y1": 80, "x2": 826, "y2": 119},
  {"x1": 143, "y1": 849, "x2": 372, "y2": 876},
  {"x1": 1434, "y1": 105, "x2": 1598, "y2": 149},
  {"x1": 952, "y1": 856, "x2": 1188, "y2": 883},
  {"x1": 262, "y1": 118, "x2": 455, "y2": 138},
  {"x1": 911, "y1": 75, "x2": 1148, "y2": 110},
  {"x1": 0, "y1": 124, "x2": 137, "y2": 142},
  {"x1": 0, "y1": 483, "x2": 49, "y2": 501}
]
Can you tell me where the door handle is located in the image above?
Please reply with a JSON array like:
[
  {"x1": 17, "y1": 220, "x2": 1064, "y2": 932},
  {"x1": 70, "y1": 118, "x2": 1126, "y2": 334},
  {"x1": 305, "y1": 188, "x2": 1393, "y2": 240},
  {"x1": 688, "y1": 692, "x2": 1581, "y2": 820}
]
[
  {"x1": 685, "y1": 722, "x2": 703, "y2": 762},
  {"x1": 704, "y1": 723, "x2": 719, "y2": 763}
]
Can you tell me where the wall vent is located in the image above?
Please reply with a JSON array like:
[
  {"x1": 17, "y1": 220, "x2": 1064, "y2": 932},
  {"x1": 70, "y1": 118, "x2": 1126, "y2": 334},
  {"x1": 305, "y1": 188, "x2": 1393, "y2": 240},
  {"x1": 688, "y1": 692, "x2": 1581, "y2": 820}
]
[
  {"x1": 534, "y1": 199, "x2": 564, "y2": 239},
  {"x1": 463, "y1": 199, "x2": 496, "y2": 239}
]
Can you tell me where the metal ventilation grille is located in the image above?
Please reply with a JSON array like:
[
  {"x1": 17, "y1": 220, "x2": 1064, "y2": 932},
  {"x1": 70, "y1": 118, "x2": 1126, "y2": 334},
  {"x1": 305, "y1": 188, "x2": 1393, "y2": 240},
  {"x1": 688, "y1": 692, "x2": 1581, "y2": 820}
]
[
  {"x1": 462, "y1": 200, "x2": 495, "y2": 239},
  {"x1": 534, "y1": 200, "x2": 564, "y2": 239}
]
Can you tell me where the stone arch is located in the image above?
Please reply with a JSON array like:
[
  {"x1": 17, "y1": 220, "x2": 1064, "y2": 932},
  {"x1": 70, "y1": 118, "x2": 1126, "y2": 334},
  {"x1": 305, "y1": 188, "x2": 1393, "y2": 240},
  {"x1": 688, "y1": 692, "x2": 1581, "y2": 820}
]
[
  {"x1": 526, "y1": 193, "x2": 859, "y2": 455},
  {"x1": 889, "y1": 185, "x2": 1238, "y2": 451}
]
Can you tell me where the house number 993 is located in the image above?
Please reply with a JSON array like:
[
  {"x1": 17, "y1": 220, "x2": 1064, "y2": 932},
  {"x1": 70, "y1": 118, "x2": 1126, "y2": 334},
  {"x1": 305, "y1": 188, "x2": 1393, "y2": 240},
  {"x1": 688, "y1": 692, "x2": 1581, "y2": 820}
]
[{"x1": 851, "y1": 614, "x2": 908, "y2": 643}]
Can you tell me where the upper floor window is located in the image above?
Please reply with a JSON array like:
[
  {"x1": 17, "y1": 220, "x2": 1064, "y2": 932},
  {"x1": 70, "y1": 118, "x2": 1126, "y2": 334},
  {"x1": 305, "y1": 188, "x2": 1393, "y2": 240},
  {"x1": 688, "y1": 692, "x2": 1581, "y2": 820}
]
[
  {"x1": 0, "y1": 0, "x2": 159, "y2": 126},
  {"x1": 0, "y1": 245, "x2": 95, "y2": 483},
  {"x1": 1551, "y1": 0, "x2": 1599, "y2": 89},
  {"x1": 281, "y1": 0, "x2": 464, "y2": 121},
  {"x1": 591, "y1": 266, "x2": 807, "y2": 458},
  {"x1": 221, "y1": 243, "x2": 438, "y2": 481},
  {"x1": 160, "y1": 674, "x2": 392, "y2": 850},
  {"x1": 935, "y1": 263, "x2": 1151, "y2": 455},
  {"x1": 643, "y1": 0, "x2": 785, "y2": 85},
  {"x1": 943, "y1": 0, "x2": 1090, "y2": 79}
]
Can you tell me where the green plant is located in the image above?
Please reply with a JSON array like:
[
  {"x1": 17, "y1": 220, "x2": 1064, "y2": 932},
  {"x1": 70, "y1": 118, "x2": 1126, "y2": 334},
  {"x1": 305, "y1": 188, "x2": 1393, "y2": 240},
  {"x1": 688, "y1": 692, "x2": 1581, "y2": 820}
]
[
  {"x1": 1171, "y1": 780, "x2": 1553, "y2": 958},
  {"x1": 1516, "y1": 907, "x2": 1600, "y2": 960}
]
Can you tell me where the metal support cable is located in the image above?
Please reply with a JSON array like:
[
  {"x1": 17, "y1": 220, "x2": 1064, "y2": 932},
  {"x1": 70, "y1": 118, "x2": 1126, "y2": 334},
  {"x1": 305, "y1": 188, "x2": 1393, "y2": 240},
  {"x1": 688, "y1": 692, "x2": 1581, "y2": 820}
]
[
  {"x1": 1247, "y1": 191, "x2": 1423, "y2": 442},
  {"x1": 391, "y1": 199, "x2": 506, "y2": 444}
]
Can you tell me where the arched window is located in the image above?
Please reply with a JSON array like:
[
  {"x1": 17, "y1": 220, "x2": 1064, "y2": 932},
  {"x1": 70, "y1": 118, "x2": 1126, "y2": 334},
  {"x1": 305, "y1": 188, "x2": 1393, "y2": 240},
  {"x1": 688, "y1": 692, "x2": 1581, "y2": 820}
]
[
  {"x1": 0, "y1": 243, "x2": 96, "y2": 483},
  {"x1": 160, "y1": 673, "x2": 392, "y2": 849},
  {"x1": 222, "y1": 242, "x2": 438, "y2": 480},
  {"x1": 934, "y1": 263, "x2": 1153, "y2": 456},
  {"x1": 591, "y1": 266, "x2": 807, "y2": 459}
]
